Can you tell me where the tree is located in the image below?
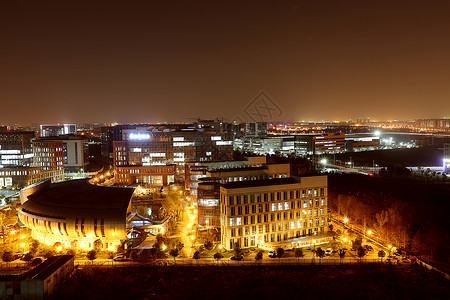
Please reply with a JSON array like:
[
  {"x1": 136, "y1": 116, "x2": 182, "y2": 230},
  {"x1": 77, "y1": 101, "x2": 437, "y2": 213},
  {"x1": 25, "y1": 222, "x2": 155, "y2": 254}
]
[
  {"x1": 130, "y1": 251, "x2": 139, "y2": 261},
  {"x1": 357, "y1": 247, "x2": 366, "y2": 262},
  {"x1": 23, "y1": 252, "x2": 34, "y2": 264},
  {"x1": 30, "y1": 240, "x2": 40, "y2": 253},
  {"x1": 204, "y1": 240, "x2": 214, "y2": 251},
  {"x1": 193, "y1": 250, "x2": 200, "y2": 261},
  {"x1": 66, "y1": 249, "x2": 76, "y2": 256},
  {"x1": 255, "y1": 250, "x2": 263, "y2": 261},
  {"x1": 352, "y1": 236, "x2": 363, "y2": 251},
  {"x1": 294, "y1": 248, "x2": 304, "y2": 262},
  {"x1": 338, "y1": 249, "x2": 346, "y2": 262},
  {"x1": 234, "y1": 243, "x2": 243, "y2": 258},
  {"x1": 86, "y1": 250, "x2": 97, "y2": 263},
  {"x1": 214, "y1": 252, "x2": 223, "y2": 263},
  {"x1": 328, "y1": 224, "x2": 334, "y2": 232},
  {"x1": 378, "y1": 250, "x2": 386, "y2": 262},
  {"x1": 169, "y1": 248, "x2": 179, "y2": 263},
  {"x1": 93, "y1": 239, "x2": 103, "y2": 252},
  {"x1": 315, "y1": 247, "x2": 326, "y2": 262},
  {"x1": 2, "y1": 251, "x2": 13, "y2": 263},
  {"x1": 276, "y1": 247, "x2": 285, "y2": 261},
  {"x1": 44, "y1": 251, "x2": 55, "y2": 259}
]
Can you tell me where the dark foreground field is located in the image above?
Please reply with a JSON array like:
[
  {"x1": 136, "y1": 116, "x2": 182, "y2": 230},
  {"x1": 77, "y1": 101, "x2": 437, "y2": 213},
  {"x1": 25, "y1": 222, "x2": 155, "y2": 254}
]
[{"x1": 50, "y1": 264, "x2": 450, "y2": 300}]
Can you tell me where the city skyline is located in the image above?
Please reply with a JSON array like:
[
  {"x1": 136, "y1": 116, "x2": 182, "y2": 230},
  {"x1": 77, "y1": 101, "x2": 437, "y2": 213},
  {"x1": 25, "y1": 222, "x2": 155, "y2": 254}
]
[{"x1": 1, "y1": 1, "x2": 450, "y2": 124}]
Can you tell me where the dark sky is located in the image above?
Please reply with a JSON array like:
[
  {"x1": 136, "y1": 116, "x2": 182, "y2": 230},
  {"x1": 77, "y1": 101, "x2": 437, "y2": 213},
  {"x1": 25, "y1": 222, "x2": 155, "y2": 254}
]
[{"x1": 1, "y1": 0, "x2": 450, "y2": 125}]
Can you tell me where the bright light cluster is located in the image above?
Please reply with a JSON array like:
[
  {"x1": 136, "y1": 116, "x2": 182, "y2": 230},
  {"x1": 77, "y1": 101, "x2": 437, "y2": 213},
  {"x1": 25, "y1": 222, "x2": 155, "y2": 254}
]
[{"x1": 128, "y1": 133, "x2": 151, "y2": 140}]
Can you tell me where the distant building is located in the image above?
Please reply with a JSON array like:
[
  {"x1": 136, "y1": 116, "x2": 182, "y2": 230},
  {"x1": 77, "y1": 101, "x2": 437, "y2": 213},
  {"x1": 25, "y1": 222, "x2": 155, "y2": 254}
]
[
  {"x1": 220, "y1": 176, "x2": 330, "y2": 250},
  {"x1": 19, "y1": 179, "x2": 135, "y2": 249},
  {"x1": 444, "y1": 143, "x2": 450, "y2": 172},
  {"x1": 0, "y1": 255, "x2": 74, "y2": 299},
  {"x1": 345, "y1": 134, "x2": 380, "y2": 152},
  {"x1": 244, "y1": 122, "x2": 267, "y2": 138},
  {"x1": 113, "y1": 126, "x2": 233, "y2": 169},
  {"x1": 313, "y1": 133, "x2": 345, "y2": 154},
  {"x1": 234, "y1": 133, "x2": 345, "y2": 156},
  {"x1": 40, "y1": 124, "x2": 77, "y2": 137}
]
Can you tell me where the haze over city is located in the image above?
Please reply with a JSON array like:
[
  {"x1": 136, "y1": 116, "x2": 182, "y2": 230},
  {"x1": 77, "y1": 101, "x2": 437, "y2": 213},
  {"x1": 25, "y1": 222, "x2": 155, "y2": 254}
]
[{"x1": 2, "y1": 0, "x2": 450, "y2": 124}]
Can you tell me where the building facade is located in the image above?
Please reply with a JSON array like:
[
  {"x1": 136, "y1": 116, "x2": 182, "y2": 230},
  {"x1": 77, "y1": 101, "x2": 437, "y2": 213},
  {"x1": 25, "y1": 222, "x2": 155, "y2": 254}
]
[
  {"x1": 0, "y1": 131, "x2": 34, "y2": 168},
  {"x1": 32, "y1": 140, "x2": 65, "y2": 182},
  {"x1": 115, "y1": 164, "x2": 176, "y2": 186},
  {"x1": 113, "y1": 128, "x2": 233, "y2": 169},
  {"x1": 34, "y1": 135, "x2": 88, "y2": 173},
  {"x1": 0, "y1": 167, "x2": 63, "y2": 188},
  {"x1": 220, "y1": 176, "x2": 328, "y2": 250}
]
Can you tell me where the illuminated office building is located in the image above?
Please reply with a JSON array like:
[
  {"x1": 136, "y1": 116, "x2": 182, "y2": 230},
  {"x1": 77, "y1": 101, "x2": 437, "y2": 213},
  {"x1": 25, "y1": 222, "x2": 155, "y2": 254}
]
[{"x1": 220, "y1": 175, "x2": 329, "y2": 250}]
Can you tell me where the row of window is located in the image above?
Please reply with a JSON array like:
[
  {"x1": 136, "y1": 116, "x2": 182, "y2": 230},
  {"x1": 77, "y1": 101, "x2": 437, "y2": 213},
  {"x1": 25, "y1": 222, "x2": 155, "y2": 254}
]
[
  {"x1": 228, "y1": 215, "x2": 326, "y2": 228},
  {"x1": 227, "y1": 227, "x2": 325, "y2": 248},
  {"x1": 225, "y1": 199, "x2": 326, "y2": 216},
  {"x1": 224, "y1": 188, "x2": 326, "y2": 206}
]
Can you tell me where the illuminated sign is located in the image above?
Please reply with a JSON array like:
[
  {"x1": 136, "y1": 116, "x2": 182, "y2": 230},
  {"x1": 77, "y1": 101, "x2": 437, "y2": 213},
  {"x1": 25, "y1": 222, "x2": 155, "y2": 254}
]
[{"x1": 128, "y1": 133, "x2": 150, "y2": 140}]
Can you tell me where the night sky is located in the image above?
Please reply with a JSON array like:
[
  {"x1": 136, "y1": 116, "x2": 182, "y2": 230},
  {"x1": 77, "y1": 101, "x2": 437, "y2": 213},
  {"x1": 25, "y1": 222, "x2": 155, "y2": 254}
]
[{"x1": 1, "y1": 0, "x2": 450, "y2": 124}]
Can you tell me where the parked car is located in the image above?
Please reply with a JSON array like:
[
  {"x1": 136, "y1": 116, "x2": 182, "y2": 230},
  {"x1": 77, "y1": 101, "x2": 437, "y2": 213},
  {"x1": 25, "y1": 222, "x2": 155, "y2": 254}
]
[
  {"x1": 230, "y1": 255, "x2": 244, "y2": 261},
  {"x1": 268, "y1": 250, "x2": 277, "y2": 258},
  {"x1": 113, "y1": 255, "x2": 131, "y2": 262},
  {"x1": 325, "y1": 248, "x2": 333, "y2": 256},
  {"x1": 364, "y1": 245, "x2": 374, "y2": 251},
  {"x1": 13, "y1": 252, "x2": 23, "y2": 260},
  {"x1": 30, "y1": 257, "x2": 44, "y2": 267}
]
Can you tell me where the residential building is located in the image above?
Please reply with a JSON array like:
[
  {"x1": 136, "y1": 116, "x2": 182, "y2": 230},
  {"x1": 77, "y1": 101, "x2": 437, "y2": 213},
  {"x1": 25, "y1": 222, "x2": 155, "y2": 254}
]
[{"x1": 220, "y1": 176, "x2": 329, "y2": 250}]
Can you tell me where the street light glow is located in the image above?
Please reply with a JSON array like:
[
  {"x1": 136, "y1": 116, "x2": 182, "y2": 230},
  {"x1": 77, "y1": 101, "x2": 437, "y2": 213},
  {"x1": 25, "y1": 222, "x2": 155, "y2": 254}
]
[{"x1": 343, "y1": 217, "x2": 349, "y2": 223}]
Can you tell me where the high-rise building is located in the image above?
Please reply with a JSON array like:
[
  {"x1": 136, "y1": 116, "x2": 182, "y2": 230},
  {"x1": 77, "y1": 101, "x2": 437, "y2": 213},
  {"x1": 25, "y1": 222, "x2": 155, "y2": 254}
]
[
  {"x1": 40, "y1": 124, "x2": 77, "y2": 137},
  {"x1": 33, "y1": 135, "x2": 88, "y2": 173},
  {"x1": 32, "y1": 139, "x2": 65, "y2": 182},
  {"x1": 220, "y1": 176, "x2": 330, "y2": 250}
]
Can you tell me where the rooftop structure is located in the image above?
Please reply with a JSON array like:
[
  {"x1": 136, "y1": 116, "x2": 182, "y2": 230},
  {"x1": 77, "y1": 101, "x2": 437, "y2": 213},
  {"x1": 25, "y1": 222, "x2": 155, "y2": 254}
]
[{"x1": 19, "y1": 179, "x2": 134, "y2": 249}]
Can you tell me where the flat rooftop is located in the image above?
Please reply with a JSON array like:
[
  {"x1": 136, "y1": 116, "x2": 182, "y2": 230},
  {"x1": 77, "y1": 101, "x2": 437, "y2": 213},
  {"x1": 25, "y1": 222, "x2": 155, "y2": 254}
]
[
  {"x1": 19, "y1": 255, "x2": 74, "y2": 281},
  {"x1": 221, "y1": 178, "x2": 299, "y2": 189}
]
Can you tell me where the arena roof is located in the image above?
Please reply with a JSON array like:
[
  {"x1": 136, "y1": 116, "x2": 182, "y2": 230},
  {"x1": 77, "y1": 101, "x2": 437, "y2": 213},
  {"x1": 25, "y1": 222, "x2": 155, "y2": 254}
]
[{"x1": 20, "y1": 179, "x2": 134, "y2": 219}]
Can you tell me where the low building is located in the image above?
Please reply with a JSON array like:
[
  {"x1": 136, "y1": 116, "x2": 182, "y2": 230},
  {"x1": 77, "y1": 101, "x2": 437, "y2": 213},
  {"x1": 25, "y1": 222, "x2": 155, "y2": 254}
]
[
  {"x1": 0, "y1": 255, "x2": 74, "y2": 300},
  {"x1": 18, "y1": 179, "x2": 134, "y2": 250},
  {"x1": 115, "y1": 164, "x2": 176, "y2": 187},
  {"x1": 0, "y1": 167, "x2": 64, "y2": 188},
  {"x1": 220, "y1": 176, "x2": 328, "y2": 250}
]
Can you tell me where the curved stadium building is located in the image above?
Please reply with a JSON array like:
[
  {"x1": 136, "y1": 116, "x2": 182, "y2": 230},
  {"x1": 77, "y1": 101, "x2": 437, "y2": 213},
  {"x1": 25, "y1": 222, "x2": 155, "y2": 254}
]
[{"x1": 18, "y1": 179, "x2": 135, "y2": 250}]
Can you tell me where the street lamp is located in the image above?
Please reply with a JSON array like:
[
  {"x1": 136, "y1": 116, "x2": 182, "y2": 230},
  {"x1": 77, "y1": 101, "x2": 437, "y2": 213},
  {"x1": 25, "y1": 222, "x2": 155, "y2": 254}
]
[{"x1": 367, "y1": 230, "x2": 372, "y2": 235}]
